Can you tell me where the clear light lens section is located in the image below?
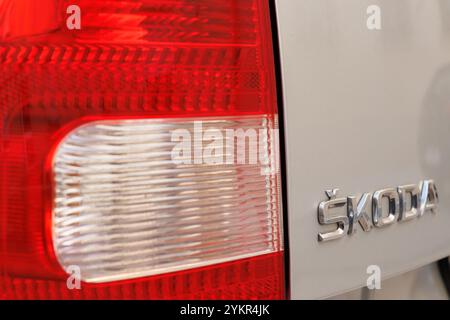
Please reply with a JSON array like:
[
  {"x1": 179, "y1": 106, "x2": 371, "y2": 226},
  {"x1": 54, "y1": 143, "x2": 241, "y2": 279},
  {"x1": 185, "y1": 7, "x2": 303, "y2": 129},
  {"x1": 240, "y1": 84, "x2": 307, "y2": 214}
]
[{"x1": 52, "y1": 116, "x2": 282, "y2": 283}]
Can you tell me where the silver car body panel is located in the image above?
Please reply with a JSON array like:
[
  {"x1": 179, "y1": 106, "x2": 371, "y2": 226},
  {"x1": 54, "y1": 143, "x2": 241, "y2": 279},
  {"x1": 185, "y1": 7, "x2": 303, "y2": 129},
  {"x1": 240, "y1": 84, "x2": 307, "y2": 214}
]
[{"x1": 275, "y1": 0, "x2": 450, "y2": 299}]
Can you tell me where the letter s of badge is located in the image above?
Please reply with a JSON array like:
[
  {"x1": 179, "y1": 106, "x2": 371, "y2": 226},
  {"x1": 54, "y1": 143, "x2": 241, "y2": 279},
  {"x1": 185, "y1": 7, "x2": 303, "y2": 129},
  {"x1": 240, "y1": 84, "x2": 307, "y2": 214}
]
[{"x1": 318, "y1": 189, "x2": 349, "y2": 242}]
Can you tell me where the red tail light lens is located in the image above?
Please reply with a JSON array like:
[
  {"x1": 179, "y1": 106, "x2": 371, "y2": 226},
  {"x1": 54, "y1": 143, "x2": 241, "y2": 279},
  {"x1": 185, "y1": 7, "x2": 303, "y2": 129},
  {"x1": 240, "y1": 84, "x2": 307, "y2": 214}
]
[{"x1": 0, "y1": 0, "x2": 284, "y2": 299}]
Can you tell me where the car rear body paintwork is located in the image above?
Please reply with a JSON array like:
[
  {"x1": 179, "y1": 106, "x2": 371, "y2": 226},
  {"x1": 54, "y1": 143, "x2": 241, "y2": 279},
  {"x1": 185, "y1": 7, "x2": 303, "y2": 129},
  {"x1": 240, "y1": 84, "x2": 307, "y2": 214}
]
[{"x1": 275, "y1": 0, "x2": 450, "y2": 299}]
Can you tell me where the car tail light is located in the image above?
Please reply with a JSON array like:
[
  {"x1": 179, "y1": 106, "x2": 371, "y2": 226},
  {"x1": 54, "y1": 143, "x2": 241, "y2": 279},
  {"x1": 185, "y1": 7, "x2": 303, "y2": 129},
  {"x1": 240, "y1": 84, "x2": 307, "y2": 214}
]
[{"x1": 0, "y1": 0, "x2": 284, "y2": 300}]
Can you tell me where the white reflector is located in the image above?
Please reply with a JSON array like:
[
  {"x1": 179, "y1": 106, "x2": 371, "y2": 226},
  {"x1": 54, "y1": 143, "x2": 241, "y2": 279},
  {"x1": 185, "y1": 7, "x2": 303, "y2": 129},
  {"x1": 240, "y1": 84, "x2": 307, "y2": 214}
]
[{"x1": 52, "y1": 116, "x2": 282, "y2": 283}]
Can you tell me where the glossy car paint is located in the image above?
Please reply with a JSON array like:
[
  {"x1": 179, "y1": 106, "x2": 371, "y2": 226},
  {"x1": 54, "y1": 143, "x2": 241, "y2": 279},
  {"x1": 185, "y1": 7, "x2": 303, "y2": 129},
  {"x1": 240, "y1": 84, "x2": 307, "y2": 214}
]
[{"x1": 275, "y1": 0, "x2": 450, "y2": 299}]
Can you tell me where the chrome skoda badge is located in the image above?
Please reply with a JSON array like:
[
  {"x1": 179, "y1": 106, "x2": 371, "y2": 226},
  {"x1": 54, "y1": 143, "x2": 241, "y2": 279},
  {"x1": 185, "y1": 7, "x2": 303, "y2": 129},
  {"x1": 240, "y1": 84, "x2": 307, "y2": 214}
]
[{"x1": 318, "y1": 180, "x2": 439, "y2": 242}]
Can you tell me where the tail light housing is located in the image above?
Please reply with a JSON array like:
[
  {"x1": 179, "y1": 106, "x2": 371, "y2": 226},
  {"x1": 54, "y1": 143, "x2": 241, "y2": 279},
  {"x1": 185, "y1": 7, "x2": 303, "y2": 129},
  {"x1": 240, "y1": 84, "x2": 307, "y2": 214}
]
[{"x1": 0, "y1": 0, "x2": 285, "y2": 299}]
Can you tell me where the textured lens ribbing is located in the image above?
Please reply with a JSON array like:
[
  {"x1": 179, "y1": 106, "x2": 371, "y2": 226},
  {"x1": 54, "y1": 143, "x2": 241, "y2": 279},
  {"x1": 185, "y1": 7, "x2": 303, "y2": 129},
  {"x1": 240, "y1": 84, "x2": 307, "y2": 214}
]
[{"x1": 52, "y1": 116, "x2": 282, "y2": 283}]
